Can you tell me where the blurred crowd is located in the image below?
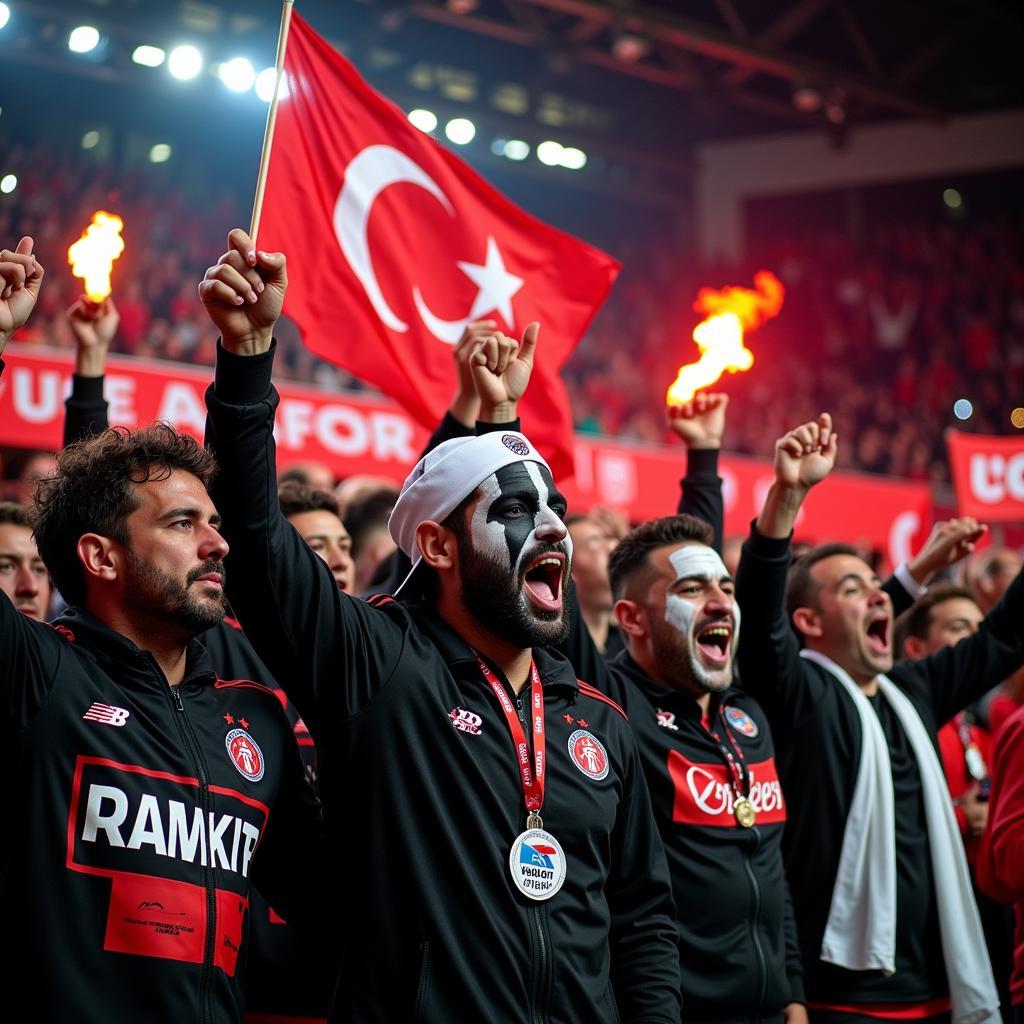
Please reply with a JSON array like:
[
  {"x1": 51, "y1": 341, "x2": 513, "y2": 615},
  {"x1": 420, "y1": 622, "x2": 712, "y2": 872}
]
[{"x1": 2, "y1": 144, "x2": 1022, "y2": 483}]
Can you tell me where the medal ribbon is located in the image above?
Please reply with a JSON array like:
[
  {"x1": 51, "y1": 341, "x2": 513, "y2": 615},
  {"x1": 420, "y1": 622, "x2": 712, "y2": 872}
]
[
  {"x1": 708, "y1": 709, "x2": 751, "y2": 804},
  {"x1": 475, "y1": 654, "x2": 546, "y2": 823}
]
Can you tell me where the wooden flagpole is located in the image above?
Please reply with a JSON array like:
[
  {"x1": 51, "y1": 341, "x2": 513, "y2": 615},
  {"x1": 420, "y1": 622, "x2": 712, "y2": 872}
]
[{"x1": 249, "y1": 0, "x2": 295, "y2": 241}]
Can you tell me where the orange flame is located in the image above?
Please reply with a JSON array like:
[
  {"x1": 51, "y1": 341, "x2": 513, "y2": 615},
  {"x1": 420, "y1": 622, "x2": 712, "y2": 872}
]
[
  {"x1": 68, "y1": 211, "x2": 125, "y2": 302},
  {"x1": 666, "y1": 270, "x2": 785, "y2": 405}
]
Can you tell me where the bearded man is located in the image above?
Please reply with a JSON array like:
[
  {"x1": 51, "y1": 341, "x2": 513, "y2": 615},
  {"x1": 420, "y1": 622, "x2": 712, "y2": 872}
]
[{"x1": 199, "y1": 228, "x2": 682, "y2": 1024}]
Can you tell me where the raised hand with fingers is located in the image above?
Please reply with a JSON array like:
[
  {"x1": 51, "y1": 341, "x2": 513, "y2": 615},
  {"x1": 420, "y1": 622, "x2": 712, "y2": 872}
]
[
  {"x1": 773, "y1": 413, "x2": 837, "y2": 492},
  {"x1": 757, "y1": 413, "x2": 838, "y2": 539},
  {"x1": 450, "y1": 320, "x2": 497, "y2": 426},
  {"x1": 906, "y1": 516, "x2": 987, "y2": 585},
  {"x1": 68, "y1": 297, "x2": 119, "y2": 377},
  {"x1": 198, "y1": 228, "x2": 287, "y2": 356},
  {"x1": 470, "y1": 322, "x2": 539, "y2": 422},
  {"x1": 0, "y1": 236, "x2": 44, "y2": 354},
  {"x1": 667, "y1": 392, "x2": 729, "y2": 450}
]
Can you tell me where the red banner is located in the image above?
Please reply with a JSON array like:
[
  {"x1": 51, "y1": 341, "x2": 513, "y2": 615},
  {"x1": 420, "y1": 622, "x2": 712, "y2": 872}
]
[
  {"x1": 0, "y1": 347, "x2": 933, "y2": 566},
  {"x1": 947, "y1": 429, "x2": 1024, "y2": 522}
]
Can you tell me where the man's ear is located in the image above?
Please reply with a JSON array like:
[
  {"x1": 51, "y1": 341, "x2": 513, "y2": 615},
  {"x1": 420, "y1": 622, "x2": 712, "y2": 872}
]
[
  {"x1": 792, "y1": 606, "x2": 824, "y2": 640},
  {"x1": 77, "y1": 533, "x2": 120, "y2": 588},
  {"x1": 614, "y1": 598, "x2": 647, "y2": 639},
  {"x1": 903, "y1": 635, "x2": 927, "y2": 660},
  {"x1": 416, "y1": 521, "x2": 458, "y2": 573}
]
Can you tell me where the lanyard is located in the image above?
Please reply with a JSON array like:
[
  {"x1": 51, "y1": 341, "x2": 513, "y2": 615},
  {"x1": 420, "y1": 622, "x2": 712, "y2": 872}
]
[
  {"x1": 706, "y1": 709, "x2": 750, "y2": 801},
  {"x1": 475, "y1": 653, "x2": 546, "y2": 828}
]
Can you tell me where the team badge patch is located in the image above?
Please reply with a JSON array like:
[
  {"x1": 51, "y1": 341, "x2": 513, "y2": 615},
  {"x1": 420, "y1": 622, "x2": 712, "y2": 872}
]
[
  {"x1": 724, "y1": 706, "x2": 758, "y2": 738},
  {"x1": 656, "y1": 708, "x2": 679, "y2": 732},
  {"x1": 225, "y1": 728, "x2": 265, "y2": 782},
  {"x1": 501, "y1": 434, "x2": 530, "y2": 456},
  {"x1": 509, "y1": 828, "x2": 567, "y2": 901},
  {"x1": 449, "y1": 707, "x2": 483, "y2": 735},
  {"x1": 567, "y1": 729, "x2": 609, "y2": 781}
]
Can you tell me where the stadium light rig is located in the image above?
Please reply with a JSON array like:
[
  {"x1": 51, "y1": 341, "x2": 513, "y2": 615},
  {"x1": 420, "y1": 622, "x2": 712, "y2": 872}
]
[
  {"x1": 68, "y1": 211, "x2": 125, "y2": 303},
  {"x1": 666, "y1": 271, "x2": 785, "y2": 406}
]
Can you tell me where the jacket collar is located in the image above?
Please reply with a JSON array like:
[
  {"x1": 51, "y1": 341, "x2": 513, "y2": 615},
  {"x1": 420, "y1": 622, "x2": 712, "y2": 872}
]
[
  {"x1": 404, "y1": 599, "x2": 580, "y2": 695},
  {"x1": 53, "y1": 606, "x2": 217, "y2": 688}
]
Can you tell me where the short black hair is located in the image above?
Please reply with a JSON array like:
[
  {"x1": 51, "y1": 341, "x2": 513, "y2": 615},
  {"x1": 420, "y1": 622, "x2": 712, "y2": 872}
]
[
  {"x1": 278, "y1": 480, "x2": 341, "y2": 520},
  {"x1": 784, "y1": 542, "x2": 860, "y2": 620},
  {"x1": 0, "y1": 501, "x2": 31, "y2": 529},
  {"x1": 344, "y1": 486, "x2": 400, "y2": 558},
  {"x1": 608, "y1": 514, "x2": 714, "y2": 600},
  {"x1": 32, "y1": 424, "x2": 217, "y2": 607},
  {"x1": 894, "y1": 583, "x2": 977, "y2": 657}
]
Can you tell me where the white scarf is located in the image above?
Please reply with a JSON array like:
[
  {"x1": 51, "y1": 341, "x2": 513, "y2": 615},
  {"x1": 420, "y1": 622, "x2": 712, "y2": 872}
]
[{"x1": 800, "y1": 650, "x2": 999, "y2": 1024}]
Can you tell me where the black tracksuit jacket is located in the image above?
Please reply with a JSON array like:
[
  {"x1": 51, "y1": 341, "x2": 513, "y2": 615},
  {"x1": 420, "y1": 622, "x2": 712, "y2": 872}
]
[
  {"x1": 204, "y1": 341, "x2": 683, "y2": 1024},
  {"x1": 0, "y1": 597, "x2": 321, "y2": 1023},
  {"x1": 61, "y1": 371, "x2": 335, "y2": 1019},
  {"x1": 559, "y1": 449, "x2": 804, "y2": 1022},
  {"x1": 736, "y1": 525, "x2": 1024, "y2": 1006}
]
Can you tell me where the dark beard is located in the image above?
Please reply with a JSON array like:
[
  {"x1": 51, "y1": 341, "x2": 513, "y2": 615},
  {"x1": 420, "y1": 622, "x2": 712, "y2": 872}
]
[
  {"x1": 125, "y1": 552, "x2": 228, "y2": 635},
  {"x1": 458, "y1": 539, "x2": 570, "y2": 650}
]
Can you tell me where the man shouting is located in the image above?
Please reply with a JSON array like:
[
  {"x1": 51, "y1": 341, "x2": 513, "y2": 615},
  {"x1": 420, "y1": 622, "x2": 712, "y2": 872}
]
[{"x1": 200, "y1": 229, "x2": 682, "y2": 1023}]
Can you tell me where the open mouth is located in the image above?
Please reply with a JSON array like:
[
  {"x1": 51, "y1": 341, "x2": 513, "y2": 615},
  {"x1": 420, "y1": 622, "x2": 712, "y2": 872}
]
[
  {"x1": 695, "y1": 623, "x2": 732, "y2": 666},
  {"x1": 522, "y1": 553, "x2": 566, "y2": 613},
  {"x1": 865, "y1": 616, "x2": 891, "y2": 655}
]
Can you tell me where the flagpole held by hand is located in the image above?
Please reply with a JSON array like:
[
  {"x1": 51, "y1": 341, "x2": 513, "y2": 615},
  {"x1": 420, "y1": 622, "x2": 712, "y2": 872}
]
[{"x1": 249, "y1": 0, "x2": 295, "y2": 242}]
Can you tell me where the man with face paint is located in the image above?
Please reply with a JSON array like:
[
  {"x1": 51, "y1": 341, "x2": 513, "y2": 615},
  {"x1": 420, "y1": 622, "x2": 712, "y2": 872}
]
[
  {"x1": 559, "y1": 396, "x2": 808, "y2": 1024},
  {"x1": 200, "y1": 228, "x2": 682, "y2": 1024},
  {"x1": 736, "y1": 413, "x2": 1023, "y2": 1024}
]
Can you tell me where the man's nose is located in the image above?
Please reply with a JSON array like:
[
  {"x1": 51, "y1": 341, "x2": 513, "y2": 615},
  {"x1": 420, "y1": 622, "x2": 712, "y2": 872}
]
[{"x1": 15, "y1": 565, "x2": 39, "y2": 596}]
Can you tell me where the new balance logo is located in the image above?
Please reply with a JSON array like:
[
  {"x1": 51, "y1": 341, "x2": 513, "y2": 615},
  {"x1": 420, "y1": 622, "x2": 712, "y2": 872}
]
[{"x1": 83, "y1": 703, "x2": 130, "y2": 727}]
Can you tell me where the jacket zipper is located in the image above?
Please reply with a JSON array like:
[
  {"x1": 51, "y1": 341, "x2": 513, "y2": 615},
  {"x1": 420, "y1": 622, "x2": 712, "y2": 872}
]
[
  {"x1": 169, "y1": 678, "x2": 218, "y2": 1024},
  {"x1": 516, "y1": 691, "x2": 550, "y2": 1024},
  {"x1": 743, "y1": 828, "x2": 768, "y2": 1010}
]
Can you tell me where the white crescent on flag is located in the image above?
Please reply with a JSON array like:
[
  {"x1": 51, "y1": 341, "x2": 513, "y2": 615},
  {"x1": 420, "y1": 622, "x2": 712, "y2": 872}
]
[{"x1": 332, "y1": 144, "x2": 523, "y2": 344}]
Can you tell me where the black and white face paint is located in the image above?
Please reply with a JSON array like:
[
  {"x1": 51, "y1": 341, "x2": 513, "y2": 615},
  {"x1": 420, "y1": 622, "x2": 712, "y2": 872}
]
[
  {"x1": 457, "y1": 461, "x2": 572, "y2": 649},
  {"x1": 654, "y1": 544, "x2": 739, "y2": 694}
]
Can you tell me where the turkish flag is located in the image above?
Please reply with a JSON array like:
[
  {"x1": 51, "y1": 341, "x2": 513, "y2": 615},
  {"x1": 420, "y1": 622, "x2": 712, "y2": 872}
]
[{"x1": 258, "y1": 12, "x2": 620, "y2": 477}]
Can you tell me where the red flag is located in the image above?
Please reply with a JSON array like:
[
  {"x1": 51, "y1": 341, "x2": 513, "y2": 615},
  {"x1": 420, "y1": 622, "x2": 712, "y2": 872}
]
[{"x1": 258, "y1": 12, "x2": 620, "y2": 477}]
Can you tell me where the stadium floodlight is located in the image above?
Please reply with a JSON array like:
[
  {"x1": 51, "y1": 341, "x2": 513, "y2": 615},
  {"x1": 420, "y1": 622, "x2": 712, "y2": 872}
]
[
  {"x1": 536, "y1": 140, "x2": 564, "y2": 166},
  {"x1": 559, "y1": 146, "x2": 587, "y2": 170},
  {"x1": 168, "y1": 45, "x2": 203, "y2": 81},
  {"x1": 0, "y1": 4, "x2": 10, "y2": 31},
  {"x1": 149, "y1": 144, "x2": 172, "y2": 164},
  {"x1": 132, "y1": 45, "x2": 166, "y2": 68},
  {"x1": 445, "y1": 118, "x2": 475, "y2": 145},
  {"x1": 255, "y1": 66, "x2": 289, "y2": 103},
  {"x1": 0, "y1": 174, "x2": 17, "y2": 194},
  {"x1": 408, "y1": 109, "x2": 438, "y2": 133},
  {"x1": 503, "y1": 140, "x2": 530, "y2": 161},
  {"x1": 68, "y1": 26, "x2": 100, "y2": 54},
  {"x1": 219, "y1": 57, "x2": 256, "y2": 93},
  {"x1": 81, "y1": 130, "x2": 101, "y2": 150}
]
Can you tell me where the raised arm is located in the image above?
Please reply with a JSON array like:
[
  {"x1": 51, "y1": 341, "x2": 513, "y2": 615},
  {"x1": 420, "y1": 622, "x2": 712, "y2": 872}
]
[
  {"x1": 0, "y1": 238, "x2": 64, "y2": 722},
  {"x1": 900, "y1": 559, "x2": 1024, "y2": 725},
  {"x1": 63, "y1": 296, "x2": 118, "y2": 446},
  {"x1": 668, "y1": 391, "x2": 727, "y2": 552},
  {"x1": 735, "y1": 414, "x2": 838, "y2": 740},
  {"x1": 200, "y1": 229, "x2": 403, "y2": 732}
]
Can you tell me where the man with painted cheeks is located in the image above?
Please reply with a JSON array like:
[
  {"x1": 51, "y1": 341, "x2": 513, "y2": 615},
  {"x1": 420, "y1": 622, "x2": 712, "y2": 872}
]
[
  {"x1": 200, "y1": 228, "x2": 682, "y2": 1024},
  {"x1": 559, "y1": 394, "x2": 807, "y2": 1023}
]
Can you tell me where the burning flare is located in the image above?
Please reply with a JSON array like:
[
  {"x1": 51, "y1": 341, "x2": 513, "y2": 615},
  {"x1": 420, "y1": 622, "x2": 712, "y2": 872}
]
[
  {"x1": 68, "y1": 211, "x2": 125, "y2": 302},
  {"x1": 666, "y1": 270, "x2": 785, "y2": 405}
]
